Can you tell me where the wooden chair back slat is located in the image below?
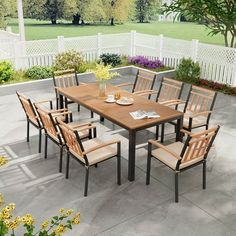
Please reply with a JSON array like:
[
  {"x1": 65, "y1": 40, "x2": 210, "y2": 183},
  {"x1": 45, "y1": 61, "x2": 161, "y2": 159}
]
[
  {"x1": 186, "y1": 86, "x2": 216, "y2": 115},
  {"x1": 157, "y1": 78, "x2": 183, "y2": 103},
  {"x1": 133, "y1": 70, "x2": 156, "y2": 92},
  {"x1": 58, "y1": 122, "x2": 84, "y2": 157},
  {"x1": 54, "y1": 73, "x2": 78, "y2": 88},
  {"x1": 17, "y1": 93, "x2": 39, "y2": 125},
  {"x1": 181, "y1": 127, "x2": 218, "y2": 164},
  {"x1": 37, "y1": 108, "x2": 59, "y2": 140}
]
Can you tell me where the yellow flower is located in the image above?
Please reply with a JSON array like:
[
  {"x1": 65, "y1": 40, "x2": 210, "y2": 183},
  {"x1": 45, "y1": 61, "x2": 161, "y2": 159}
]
[
  {"x1": 41, "y1": 220, "x2": 49, "y2": 229},
  {"x1": 59, "y1": 208, "x2": 65, "y2": 214},
  {"x1": 90, "y1": 63, "x2": 120, "y2": 82},
  {"x1": 0, "y1": 194, "x2": 4, "y2": 206},
  {"x1": 0, "y1": 156, "x2": 8, "y2": 167},
  {"x1": 71, "y1": 212, "x2": 80, "y2": 225},
  {"x1": 65, "y1": 209, "x2": 74, "y2": 216},
  {"x1": 8, "y1": 217, "x2": 21, "y2": 229},
  {"x1": 21, "y1": 214, "x2": 34, "y2": 225},
  {"x1": 8, "y1": 203, "x2": 16, "y2": 210},
  {"x1": 54, "y1": 223, "x2": 66, "y2": 236}
]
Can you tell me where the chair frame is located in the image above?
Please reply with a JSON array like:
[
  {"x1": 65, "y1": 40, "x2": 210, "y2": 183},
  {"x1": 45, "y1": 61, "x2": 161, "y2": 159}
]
[
  {"x1": 16, "y1": 92, "x2": 53, "y2": 153},
  {"x1": 58, "y1": 120, "x2": 121, "y2": 196},
  {"x1": 146, "y1": 126, "x2": 220, "y2": 202}
]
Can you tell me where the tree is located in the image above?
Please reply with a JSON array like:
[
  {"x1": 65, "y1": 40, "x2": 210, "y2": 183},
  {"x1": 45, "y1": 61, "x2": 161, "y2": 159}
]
[
  {"x1": 135, "y1": 0, "x2": 160, "y2": 23},
  {"x1": 102, "y1": 0, "x2": 135, "y2": 25},
  {"x1": 0, "y1": 0, "x2": 16, "y2": 28},
  {"x1": 163, "y1": 0, "x2": 236, "y2": 48},
  {"x1": 24, "y1": 0, "x2": 64, "y2": 24}
]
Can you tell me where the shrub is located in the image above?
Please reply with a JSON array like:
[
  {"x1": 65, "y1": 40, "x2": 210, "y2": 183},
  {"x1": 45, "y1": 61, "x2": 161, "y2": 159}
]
[
  {"x1": 53, "y1": 50, "x2": 85, "y2": 72},
  {"x1": 25, "y1": 66, "x2": 53, "y2": 80},
  {"x1": 176, "y1": 58, "x2": 200, "y2": 84},
  {"x1": 0, "y1": 61, "x2": 14, "y2": 83},
  {"x1": 128, "y1": 56, "x2": 164, "y2": 69},
  {"x1": 99, "y1": 53, "x2": 122, "y2": 67}
]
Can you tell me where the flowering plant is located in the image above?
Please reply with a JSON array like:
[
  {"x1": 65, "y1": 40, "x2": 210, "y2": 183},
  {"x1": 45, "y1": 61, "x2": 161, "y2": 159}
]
[
  {"x1": 90, "y1": 63, "x2": 119, "y2": 82},
  {"x1": 0, "y1": 156, "x2": 80, "y2": 236},
  {"x1": 128, "y1": 56, "x2": 164, "y2": 69}
]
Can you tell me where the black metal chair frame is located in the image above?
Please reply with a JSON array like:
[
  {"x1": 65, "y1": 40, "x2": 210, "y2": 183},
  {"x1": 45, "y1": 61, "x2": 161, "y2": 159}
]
[{"x1": 146, "y1": 126, "x2": 220, "y2": 202}]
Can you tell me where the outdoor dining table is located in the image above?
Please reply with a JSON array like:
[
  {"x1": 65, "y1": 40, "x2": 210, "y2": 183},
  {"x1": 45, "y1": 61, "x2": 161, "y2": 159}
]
[{"x1": 56, "y1": 83, "x2": 183, "y2": 181}]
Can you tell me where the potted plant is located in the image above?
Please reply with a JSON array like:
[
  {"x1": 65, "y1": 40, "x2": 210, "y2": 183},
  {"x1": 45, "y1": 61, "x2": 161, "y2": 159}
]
[{"x1": 90, "y1": 63, "x2": 119, "y2": 97}]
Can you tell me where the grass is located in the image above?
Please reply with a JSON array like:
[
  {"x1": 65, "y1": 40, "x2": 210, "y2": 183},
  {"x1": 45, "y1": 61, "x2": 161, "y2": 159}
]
[{"x1": 9, "y1": 19, "x2": 224, "y2": 46}]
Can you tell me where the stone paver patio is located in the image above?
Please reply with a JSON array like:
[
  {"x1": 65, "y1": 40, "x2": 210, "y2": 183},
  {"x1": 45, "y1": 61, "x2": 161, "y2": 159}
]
[{"x1": 0, "y1": 74, "x2": 236, "y2": 235}]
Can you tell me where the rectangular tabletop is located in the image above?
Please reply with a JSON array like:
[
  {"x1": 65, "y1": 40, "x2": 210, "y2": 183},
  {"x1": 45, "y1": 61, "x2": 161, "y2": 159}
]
[
  {"x1": 56, "y1": 83, "x2": 183, "y2": 131},
  {"x1": 57, "y1": 83, "x2": 183, "y2": 181}
]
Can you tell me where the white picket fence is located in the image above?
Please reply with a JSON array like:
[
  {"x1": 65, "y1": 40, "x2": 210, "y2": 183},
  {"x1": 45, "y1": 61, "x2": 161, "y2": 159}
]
[{"x1": 0, "y1": 31, "x2": 236, "y2": 86}]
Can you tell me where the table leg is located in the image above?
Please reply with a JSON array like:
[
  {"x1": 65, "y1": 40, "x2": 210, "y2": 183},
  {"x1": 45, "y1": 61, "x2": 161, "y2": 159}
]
[
  {"x1": 59, "y1": 94, "x2": 64, "y2": 109},
  {"x1": 100, "y1": 116, "x2": 104, "y2": 122},
  {"x1": 128, "y1": 130, "x2": 136, "y2": 181},
  {"x1": 176, "y1": 117, "x2": 183, "y2": 142}
]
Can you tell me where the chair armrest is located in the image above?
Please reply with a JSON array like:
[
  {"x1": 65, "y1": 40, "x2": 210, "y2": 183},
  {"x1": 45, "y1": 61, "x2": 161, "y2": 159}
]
[
  {"x1": 180, "y1": 129, "x2": 193, "y2": 136},
  {"x1": 52, "y1": 111, "x2": 72, "y2": 117},
  {"x1": 160, "y1": 99, "x2": 186, "y2": 106},
  {"x1": 148, "y1": 139, "x2": 181, "y2": 160},
  {"x1": 190, "y1": 111, "x2": 212, "y2": 118},
  {"x1": 74, "y1": 125, "x2": 96, "y2": 132},
  {"x1": 116, "y1": 82, "x2": 134, "y2": 88},
  {"x1": 133, "y1": 90, "x2": 158, "y2": 96},
  {"x1": 69, "y1": 122, "x2": 92, "y2": 129},
  {"x1": 83, "y1": 139, "x2": 120, "y2": 155},
  {"x1": 35, "y1": 99, "x2": 53, "y2": 109},
  {"x1": 50, "y1": 108, "x2": 68, "y2": 113}
]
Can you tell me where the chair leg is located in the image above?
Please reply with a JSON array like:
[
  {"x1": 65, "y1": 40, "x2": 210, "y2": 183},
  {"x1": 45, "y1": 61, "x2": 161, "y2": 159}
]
[
  {"x1": 155, "y1": 125, "x2": 159, "y2": 140},
  {"x1": 38, "y1": 129, "x2": 42, "y2": 153},
  {"x1": 203, "y1": 161, "x2": 206, "y2": 189},
  {"x1": 84, "y1": 166, "x2": 89, "y2": 197},
  {"x1": 44, "y1": 135, "x2": 48, "y2": 159},
  {"x1": 78, "y1": 104, "x2": 80, "y2": 112},
  {"x1": 27, "y1": 120, "x2": 30, "y2": 142},
  {"x1": 161, "y1": 123, "x2": 165, "y2": 143},
  {"x1": 94, "y1": 164, "x2": 98, "y2": 168},
  {"x1": 91, "y1": 111, "x2": 94, "y2": 118},
  {"x1": 146, "y1": 144, "x2": 152, "y2": 185},
  {"x1": 66, "y1": 152, "x2": 70, "y2": 179},
  {"x1": 117, "y1": 156, "x2": 121, "y2": 185},
  {"x1": 175, "y1": 172, "x2": 179, "y2": 203},
  {"x1": 59, "y1": 146, "x2": 63, "y2": 173},
  {"x1": 56, "y1": 98, "x2": 59, "y2": 109}
]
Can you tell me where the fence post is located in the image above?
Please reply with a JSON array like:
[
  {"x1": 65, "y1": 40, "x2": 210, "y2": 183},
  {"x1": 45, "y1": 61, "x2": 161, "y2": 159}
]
[
  {"x1": 57, "y1": 36, "x2": 65, "y2": 53},
  {"x1": 97, "y1": 33, "x2": 102, "y2": 58},
  {"x1": 130, "y1": 30, "x2": 136, "y2": 57},
  {"x1": 159, "y1": 34, "x2": 164, "y2": 61},
  {"x1": 191, "y1": 39, "x2": 199, "y2": 62}
]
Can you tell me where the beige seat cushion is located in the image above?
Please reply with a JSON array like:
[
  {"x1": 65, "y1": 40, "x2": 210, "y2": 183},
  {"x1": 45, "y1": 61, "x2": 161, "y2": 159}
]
[
  {"x1": 70, "y1": 138, "x2": 117, "y2": 166},
  {"x1": 183, "y1": 113, "x2": 207, "y2": 129},
  {"x1": 152, "y1": 142, "x2": 204, "y2": 170}
]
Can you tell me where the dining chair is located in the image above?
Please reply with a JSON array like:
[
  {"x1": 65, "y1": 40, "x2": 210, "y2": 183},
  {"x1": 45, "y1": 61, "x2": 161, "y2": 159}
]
[
  {"x1": 53, "y1": 69, "x2": 94, "y2": 117},
  {"x1": 181, "y1": 85, "x2": 217, "y2": 132},
  {"x1": 58, "y1": 119, "x2": 121, "y2": 196},
  {"x1": 116, "y1": 69, "x2": 156, "y2": 99},
  {"x1": 17, "y1": 91, "x2": 52, "y2": 153},
  {"x1": 155, "y1": 77, "x2": 184, "y2": 142},
  {"x1": 146, "y1": 126, "x2": 220, "y2": 202},
  {"x1": 36, "y1": 106, "x2": 95, "y2": 173}
]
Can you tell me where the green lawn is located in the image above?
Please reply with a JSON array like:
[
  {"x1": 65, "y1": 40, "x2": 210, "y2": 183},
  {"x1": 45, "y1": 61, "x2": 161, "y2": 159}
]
[{"x1": 9, "y1": 19, "x2": 224, "y2": 46}]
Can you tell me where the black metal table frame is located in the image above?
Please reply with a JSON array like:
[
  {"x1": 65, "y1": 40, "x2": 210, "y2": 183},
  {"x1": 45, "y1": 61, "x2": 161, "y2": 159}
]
[{"x1": 58, "y1": 93, "x2": 183, "y2": 182}]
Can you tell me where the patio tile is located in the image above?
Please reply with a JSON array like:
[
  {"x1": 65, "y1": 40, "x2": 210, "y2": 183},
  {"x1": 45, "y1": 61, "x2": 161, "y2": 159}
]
[
  {"x1": 96, "y1": 197, "x2": 234, "y2": 236},
  {"x1": 183, "y1": 171, "x2": 236, "y2": 232}
]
